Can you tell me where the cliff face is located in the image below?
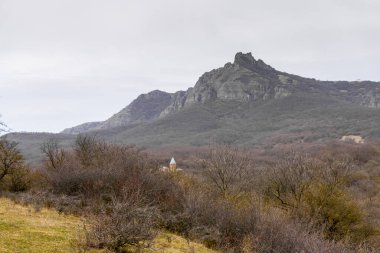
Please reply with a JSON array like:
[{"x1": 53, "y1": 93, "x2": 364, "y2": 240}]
[
  {"x1": 62, "y1": 52, "x2": 380, "y2": 134},
  {"x1": 184, "y1": 52, "x2": 291, "y2": 107}
]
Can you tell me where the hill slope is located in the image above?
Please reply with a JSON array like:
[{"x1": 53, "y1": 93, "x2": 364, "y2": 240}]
[{"x1": 94, "y1": 92, "x2": 380, "y2": 147}]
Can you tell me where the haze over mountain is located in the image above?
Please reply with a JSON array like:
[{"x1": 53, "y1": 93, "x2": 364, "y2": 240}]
[{"x1": 6, "y1": 52, "x2": 380, "y2": 162}]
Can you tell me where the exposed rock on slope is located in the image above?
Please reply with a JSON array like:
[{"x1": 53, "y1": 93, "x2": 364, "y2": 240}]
[{"x1": 184, "y1": 52, "x2": 291, "y2": 106}]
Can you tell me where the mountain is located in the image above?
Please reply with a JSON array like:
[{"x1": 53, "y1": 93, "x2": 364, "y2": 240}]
[
  {"x1": 5, "y1": 52, "x2": 380, "y2": 162},
  {"x1": 62, "y1": 52, "x2": 380, "y2": 135}
]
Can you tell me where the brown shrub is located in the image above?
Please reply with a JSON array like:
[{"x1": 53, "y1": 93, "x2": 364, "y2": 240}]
[
  {"x1": 85, "y1": 191, "x2": 159, "y2": 252},
  {"x1": 250, "y1": 212, "x2": 353, "y2": 253},
  {"x1": 42, "y1": 135, "x2": 158, "y2": 198}
]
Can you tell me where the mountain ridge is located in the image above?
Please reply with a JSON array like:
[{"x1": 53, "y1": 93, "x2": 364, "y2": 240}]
[{"x1": 62, "y1": 52, "x2": 380, "y2": 135}]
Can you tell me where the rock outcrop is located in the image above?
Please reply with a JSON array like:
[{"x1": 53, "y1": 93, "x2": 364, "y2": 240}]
[{"x1": 184, "y1": 52, "x2": 291, "y2": 107}]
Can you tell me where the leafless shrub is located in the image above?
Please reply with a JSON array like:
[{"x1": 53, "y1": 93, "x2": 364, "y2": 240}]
[
  {"x1": 318, "y1": 156, "x2": 354, "y2": 189},
  {"x1": 42, "y1": 135, "x2": 159, "y2": 198},
  {"x1": 141, "y1": 172, "x2": 185, "y2": 214},
  {"x1": 171, "y1": 188, "x2": 260, "y2": 251},
  {"x1": 175, "y1": 187, "x2": 356, "y2": 252},
  {"x1": 250, "y1": 212, "x2": 353, "y2": 253},
  {"x1": 86, "y1": 191, "x2": 159, "y2": 252}
]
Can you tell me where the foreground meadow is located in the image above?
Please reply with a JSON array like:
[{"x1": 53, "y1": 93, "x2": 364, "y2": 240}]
[
  {"x1": 0, "y1": 197, "x2": 83, "y2": 253},
  {"x1": 0, "y1": 198, "x2": 216, "y2": 253}
]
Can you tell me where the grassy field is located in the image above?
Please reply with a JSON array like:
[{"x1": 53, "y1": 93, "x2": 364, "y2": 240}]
[
  {"x1": 0, "y1": 197, "x2": 84, "y2": 253},
  {"x1": 0, "y1": 198, "x2": 216, "y2": 253}
]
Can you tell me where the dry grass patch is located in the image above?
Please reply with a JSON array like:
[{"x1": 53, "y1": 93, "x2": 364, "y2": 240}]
[
  {"x1": 0, "y1": 197, "x2": 216, "y2": 253},
  {"x1": 0, "y1": 197, "x2": 95, "y2": 253},
  {"x1": 126, "y1": 233, "x2": 218, "y2": 253}
]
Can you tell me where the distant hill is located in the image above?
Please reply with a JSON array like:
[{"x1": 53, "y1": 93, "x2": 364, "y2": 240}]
[
  {"x1": 6, "y1": 52, "x2": 380, "y2": 162},
  {"x1": 62, "y1": 90, "x2": 174, "y2": 134}
]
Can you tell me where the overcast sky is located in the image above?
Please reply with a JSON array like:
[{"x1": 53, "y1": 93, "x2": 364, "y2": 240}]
[{"x1": 1, "y1": 0, "x2": 379, "y2": 133}]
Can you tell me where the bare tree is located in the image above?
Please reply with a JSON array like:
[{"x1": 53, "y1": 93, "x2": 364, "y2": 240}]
[
  {"x1": 198, "y1": 144, "x2": 253, "y2": 198},
  {"x1": 0, "y1": 139, "x2": 24, "y2": 183},
  {"x1": 319, "y1": 156, "x2": 354, "y2": 190},
  {"x1": 264, "y1": 150, "x2": 320, "y2": 211},
  {"x1": 74, "y1": 135, "x2": 100, "y2": 168},
  {"x1": 264, "y1": 149, "x2": 356, "y2": 212},
  {"x1": 41, "y1": 139, "x2": 66, "y2": 170}
]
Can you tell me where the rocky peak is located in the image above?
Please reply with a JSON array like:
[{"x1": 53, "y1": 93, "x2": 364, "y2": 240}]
[
  {"x1": 234, "y1": 52, "x2": 256, "y2": 65},
  {"x1": 182, "y1": 52, "x2": 291, "y2": 107},
  {"x1": 234, "y1": 52, "x2": 275, "y2": 73}
]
